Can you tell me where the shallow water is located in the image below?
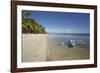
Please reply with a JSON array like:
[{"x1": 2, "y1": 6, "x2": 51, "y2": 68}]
[{"x1": 48, "y1": 33, "x2": 90, "y2": 49}]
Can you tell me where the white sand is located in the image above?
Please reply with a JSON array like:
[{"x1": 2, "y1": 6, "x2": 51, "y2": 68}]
[{"x1": 22, "y1": 34, "x2": 48, "y2": 62}]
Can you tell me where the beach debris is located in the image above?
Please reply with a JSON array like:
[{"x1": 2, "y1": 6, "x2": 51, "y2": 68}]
[
  {"x1": 59, "y1": 40, "x2": 67, "y2": 45},
  {"x1": 66, "y1": 40, "x2": 75, "y2": 47},
  {"x1": 59, "y1": 40, "x2": 87, "y2": 48}
]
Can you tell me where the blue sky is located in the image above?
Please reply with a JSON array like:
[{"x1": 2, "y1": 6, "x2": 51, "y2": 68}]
[{"x1": 29, "y1": 10, "x2": 90, "y2": 33}]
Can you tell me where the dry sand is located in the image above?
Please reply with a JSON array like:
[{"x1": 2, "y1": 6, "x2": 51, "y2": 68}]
[
  {"x1": 22, "y1": 34, "x2": 89, "y2": 62},
  {"x1": 22, "y1": 34, "x2": 48, "y2": 62}
]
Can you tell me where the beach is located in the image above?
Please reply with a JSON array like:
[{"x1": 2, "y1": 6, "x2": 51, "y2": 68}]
[
  {"x1": 22, "y1": 34, "x2": 48, "y2": 62},
  {"x1": 48, "y1": 43, "x2": 89, "y2": 61},
  {"x1": 22, "y1": 34, "x2": 89, "y2": 62}
]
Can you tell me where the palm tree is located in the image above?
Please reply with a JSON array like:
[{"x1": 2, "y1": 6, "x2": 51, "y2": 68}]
[
  {"x1": 22, "y1": 10, "x2": 47, "y2": 33},
  {"x1": 22, "y1": 10, "x2": 32, "y2": 19}
]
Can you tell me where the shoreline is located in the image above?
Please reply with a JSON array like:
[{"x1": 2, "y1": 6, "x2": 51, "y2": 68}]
[
  {"x1": 22, "y1": 34, "x2": 89, "y2": 62},
  {"x1": 48, "y1": 43, "x2": 89, "y2": 61}
]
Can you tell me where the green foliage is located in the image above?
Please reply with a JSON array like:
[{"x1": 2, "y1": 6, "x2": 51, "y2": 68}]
[{"x1": 22, "y1": 18, "x2": 47, "y2": 34}]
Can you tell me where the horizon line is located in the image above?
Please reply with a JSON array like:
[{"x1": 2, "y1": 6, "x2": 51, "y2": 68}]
[{"x1": 48, "y1": 33, "x2": 90, "y2": 34}]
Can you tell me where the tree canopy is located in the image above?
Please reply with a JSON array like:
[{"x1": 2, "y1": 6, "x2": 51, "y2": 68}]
[
  {"x1": 22, "y1": 18, "x2": 47, "y2": 34},
  {"x1": 22, "y1": 10, "x2": 32, "y2": 19},
  {"x1": 22, "y1": 10, "x2": 47, "y2": 34}
]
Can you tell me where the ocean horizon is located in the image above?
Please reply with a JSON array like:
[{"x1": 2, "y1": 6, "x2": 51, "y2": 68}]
[{"x1": 48, "y1": 33, "x2": 90, "y2": 35}]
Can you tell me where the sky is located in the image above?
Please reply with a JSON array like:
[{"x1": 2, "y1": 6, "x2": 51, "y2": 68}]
[{"x1": 26, "y1": 10, "x2": 90, "y2": 34}]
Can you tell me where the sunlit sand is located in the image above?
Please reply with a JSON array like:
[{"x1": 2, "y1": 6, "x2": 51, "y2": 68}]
[{"x1": 22, "y1": 34, "x2": 48, "y2": 62}]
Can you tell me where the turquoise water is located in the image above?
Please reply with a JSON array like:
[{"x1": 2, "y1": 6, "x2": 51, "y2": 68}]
[{"x1": 48, "y1": 33, "x2": 90, "y2": 49}]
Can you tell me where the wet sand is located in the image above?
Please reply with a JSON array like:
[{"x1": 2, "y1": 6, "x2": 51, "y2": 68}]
[
  {"x1": 22, "y1": 34, "x2": 89, "y2": 62},
  {"x1": 47, "y1": 43, "x2": 89, "y2": 61}
]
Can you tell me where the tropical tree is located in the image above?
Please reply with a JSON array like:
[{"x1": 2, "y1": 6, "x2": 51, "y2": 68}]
[
  {"x1": 22, "y1": 18, "x2": 47, "y2": 33},
  {"x1": 22, "y1": 10, "x2": 47, "y2": 34},
  {"x1": 22, "y1": 10, "x2": 32, "y2": 19}
]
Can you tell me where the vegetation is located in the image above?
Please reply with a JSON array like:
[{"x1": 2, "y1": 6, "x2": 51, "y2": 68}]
[
  {"x1": 22, "y1": 18, "x2": 47, "y2": 33},
  {"x1": 22, "y1": 10, "x2": 47, "y2": 34},
  {"x1": 22, "y1": 10, "x2": 32, "y2": 19}
]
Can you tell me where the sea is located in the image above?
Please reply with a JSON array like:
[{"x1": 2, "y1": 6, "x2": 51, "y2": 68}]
[{"x1": 48, "y1": 33, "x2": 90, "y2": 49}]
